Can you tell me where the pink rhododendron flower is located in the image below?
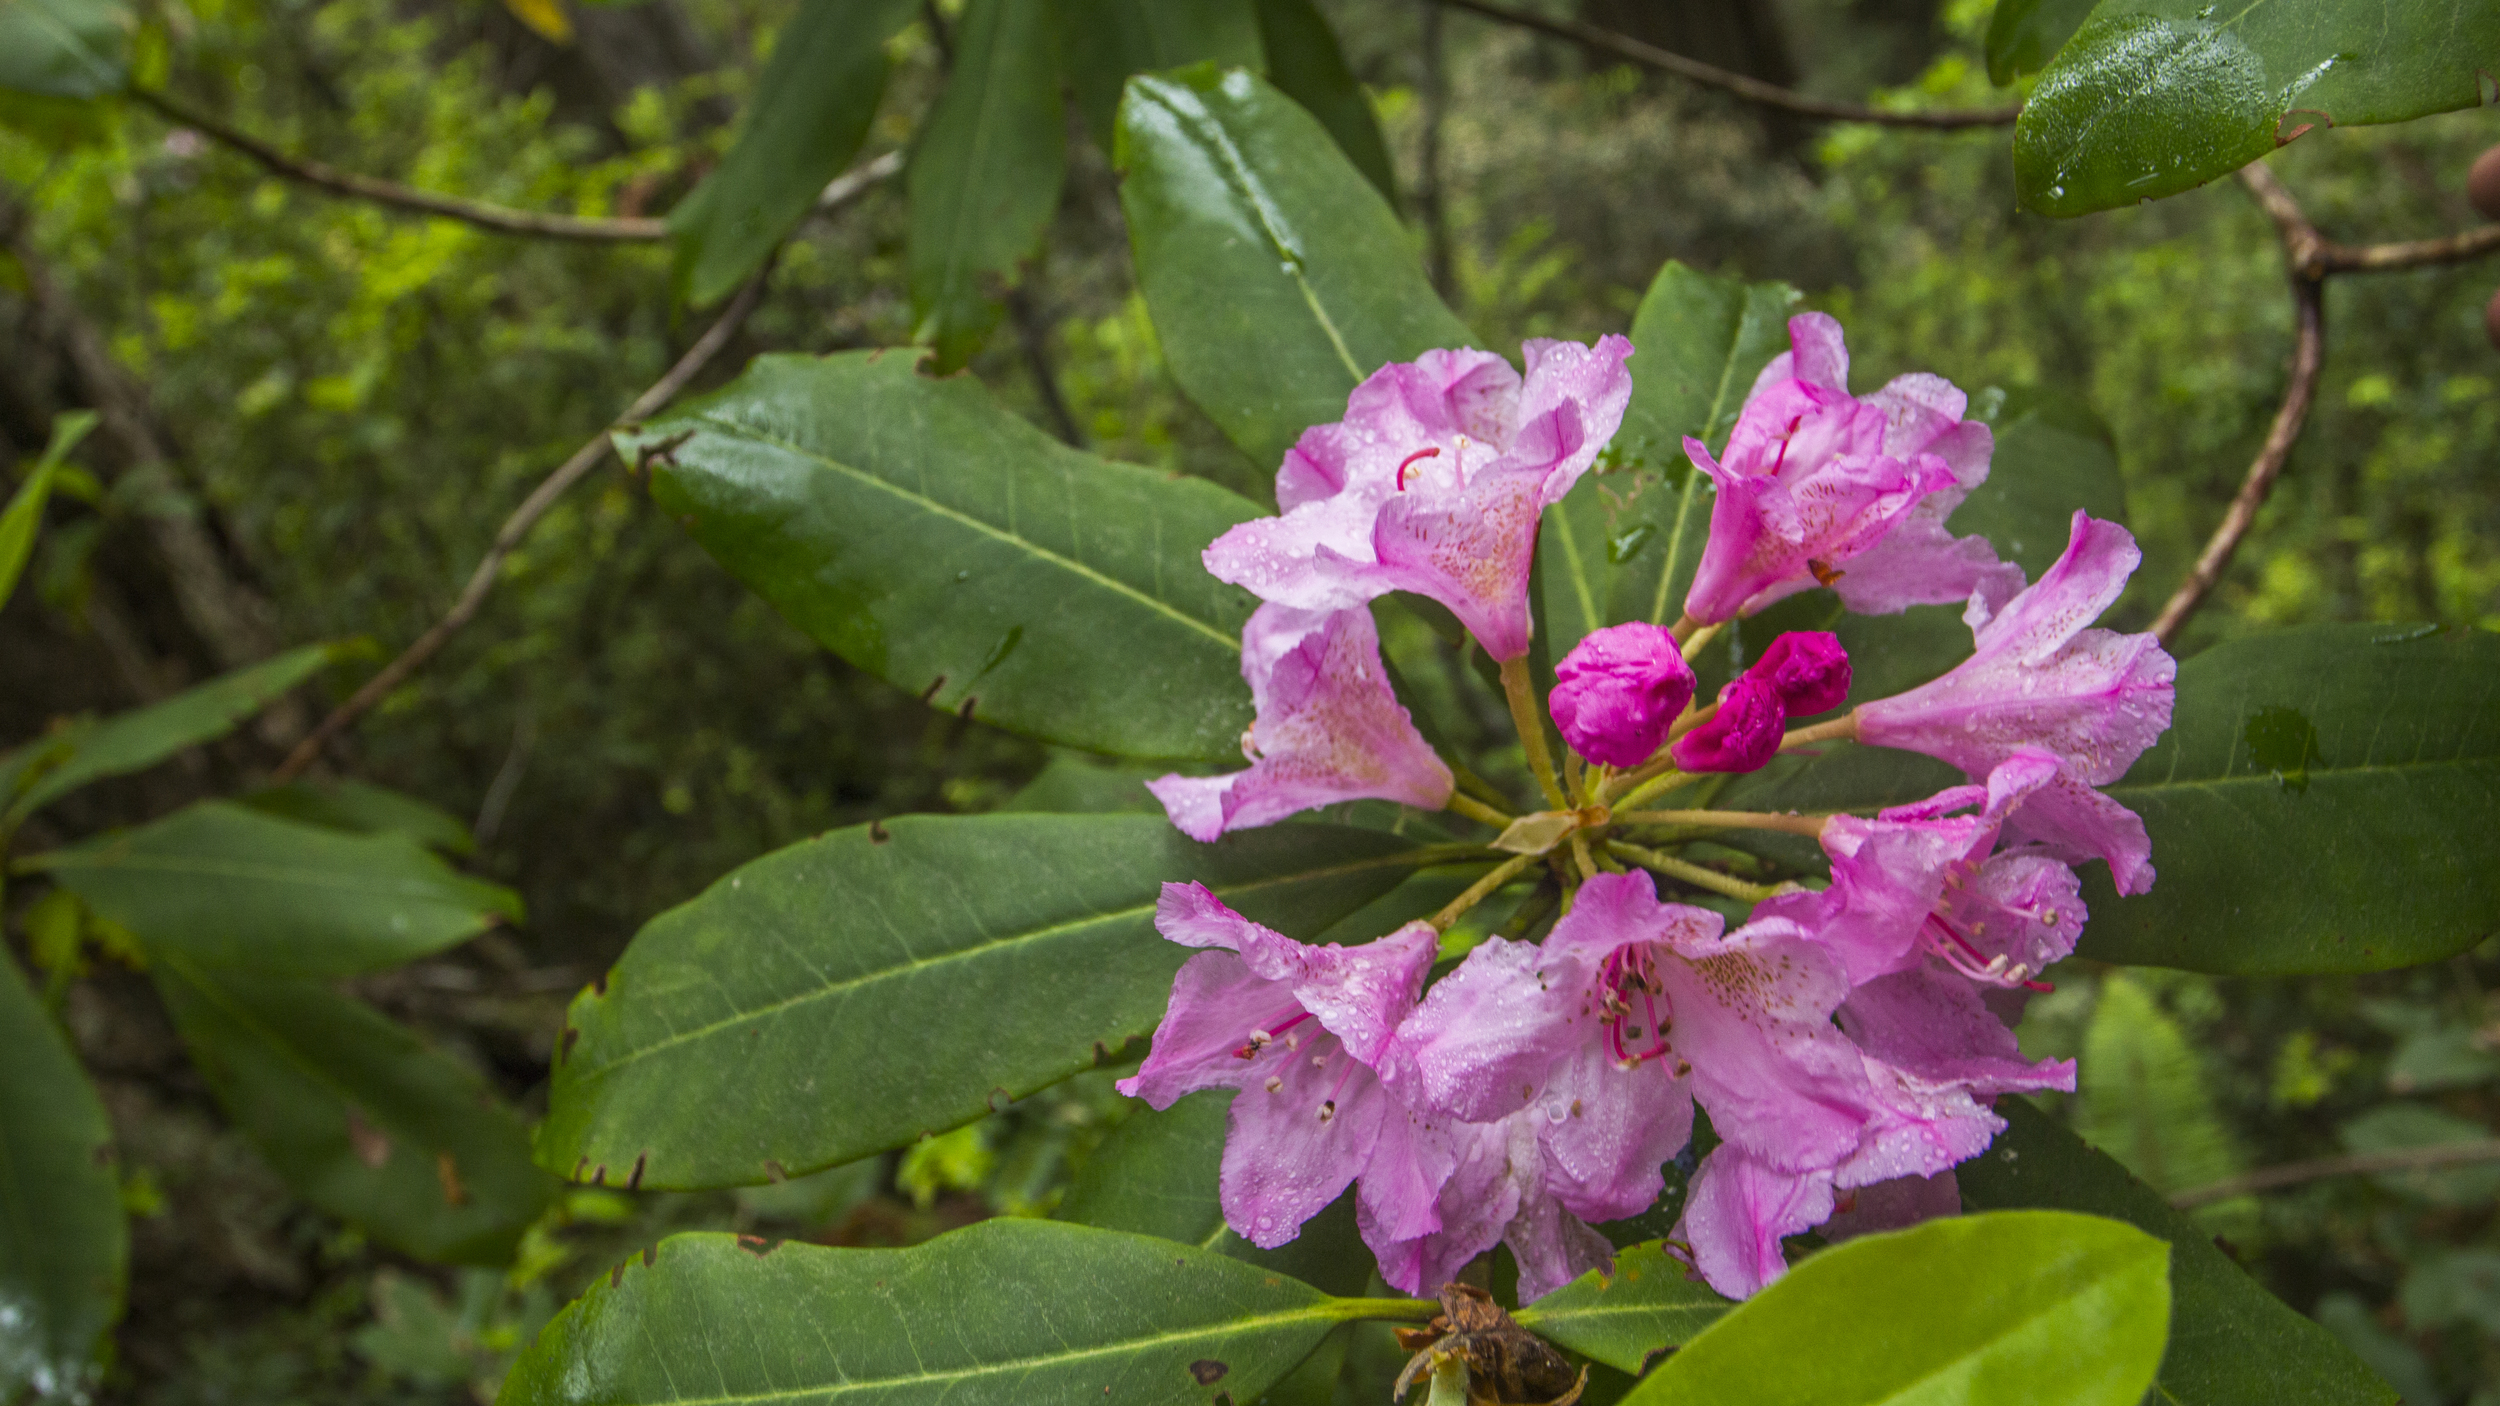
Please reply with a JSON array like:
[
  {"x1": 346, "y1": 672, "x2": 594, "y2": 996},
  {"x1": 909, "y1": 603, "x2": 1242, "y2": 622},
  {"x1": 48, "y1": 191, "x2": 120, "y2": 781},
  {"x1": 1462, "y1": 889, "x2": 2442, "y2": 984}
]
[
  {"x1": 1668, "y1": 674, "x2": 1785, "y2": 774},
  {"x1": 1681, "y1": 315, "x2": 2021, "y2": 625},
  {"x1": 1391, "y1": 873, "x2": 1870, "y2": 1228},
  {"x1": 1117, "y1": 885, "x2": 1439, "y2": 1248},
  {"x1": 1856, "y1": 513, "x2": 2176, "y2": 894},
  {"x1": 1360, "y1": 1109, "x2": 1616, "y2": 1302},
  {"x1": 1203, "y1": 338, "x2": 1634, "y2": 660},
  {"x1": 1753, "y1": 749, "x2": 2085, "y2": 987},
  {"x1": 1149, "y1": 603, "x2": 1452, "y2": 842},
  {"x1": 1547, "y1": 622, "x2": 1695, "y2": 767},
  {"x1": 1749, "y1": 631, "x2": 1851, "y2": 716},
  {"x1": 1673, "y1": 958, "x2": 2073, "y2": 1296}
]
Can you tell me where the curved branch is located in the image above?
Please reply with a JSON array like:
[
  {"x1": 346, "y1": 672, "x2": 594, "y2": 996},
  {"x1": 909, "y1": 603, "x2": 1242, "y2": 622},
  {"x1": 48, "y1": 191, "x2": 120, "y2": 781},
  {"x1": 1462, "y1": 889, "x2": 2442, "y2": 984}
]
[
  {"x1": 2169, "y1": 1140, "x2": 2500, "y2": 1210},
  {"x1": 1432, "y1": 0, "x2": 2021, "y2": 130},
  {"x1": 135, "y1": 88, "x2": 672, "y2": 242},
  {"x1": 2318, "y1": 222, "x2": 2500, "y2": 275},
  {"x1": 2151, "y1": 168, "x2": 2329, "y2": 644},
  {"x1": 271, "y1": 265, "x2": 778, "y2": 782}
]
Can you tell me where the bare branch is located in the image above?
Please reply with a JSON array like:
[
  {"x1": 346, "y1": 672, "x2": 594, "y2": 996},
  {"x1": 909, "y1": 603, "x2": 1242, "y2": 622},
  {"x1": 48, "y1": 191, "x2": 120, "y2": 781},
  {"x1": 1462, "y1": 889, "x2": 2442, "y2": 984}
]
[
  {"x1": 1433, "y1": 0, "x2": 2021, "y2": 130},
  {"x1": 2151, "y1": 168, "x2": 2330, "y2": 644},
  {"x1": 2170, "y1": 1140, "x2": 2500, "y2": 1209},
  {"x1": 135, "y1": 88, "x2": 672, "y2": 242},
  {"x1": 271, "y1": 264, "x2": 779, "y2": 781},
  {"x1": 2318, "y1": 222, "x2": 2500, "y2": 275}
]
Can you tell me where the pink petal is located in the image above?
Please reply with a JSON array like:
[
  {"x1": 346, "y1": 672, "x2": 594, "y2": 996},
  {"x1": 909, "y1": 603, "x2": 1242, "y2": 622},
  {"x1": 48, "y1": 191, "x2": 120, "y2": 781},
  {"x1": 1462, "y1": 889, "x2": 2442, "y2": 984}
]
[
  {"x1": 1656, "y1": 916, "x2": 1868, "y2": 1171},
  {"x1": 1549, "y1": 622, "x2": 1695, "y2": 767},
  {"x1": 1387, "y1": 935, "x2": 1588, "y2": 1124},
  {"x1": 1784, "y1": 313, "x2": 1851, "y2": 393},
  {"x1": 1669, "y1": 674, "x2": 1785, "y2": 774},
  {"x1": 1824, "y1": 1170, "x2": 1961, "y2": 1244},
  {"x1": 1359, "y1": 1115, "x2": 1528, "y2": 1296},
  {"x1": 1747, "y1": 630, "x2": 1851, "y2": 717},
  {"x1": 1674, "y1": 1146, "x2": 1835, "y2": 1299},
  {"x1": 1535, "y1": 1037, "x2": 1695, "y2": 1225},
  {"x1": 1148, "y1": 604, "x2": 1452, "y2": 841},
  {"x1": 1221, "y1": 1039, "x2": 1390, "y2": 1247},
  {"x1": 1508, "y1": 1192, "x2": 1617, "y2": 1303},
  {"x1": 1838, "y1": 962, "x2": 2075, "y2": 1096}
]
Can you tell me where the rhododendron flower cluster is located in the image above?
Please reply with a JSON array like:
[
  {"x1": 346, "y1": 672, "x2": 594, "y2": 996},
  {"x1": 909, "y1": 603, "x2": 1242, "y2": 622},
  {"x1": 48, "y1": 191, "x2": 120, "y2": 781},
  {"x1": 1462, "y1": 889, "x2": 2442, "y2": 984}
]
[{"x1": 1132, "y1": 316, "x2": 2175, "y2": 1304}]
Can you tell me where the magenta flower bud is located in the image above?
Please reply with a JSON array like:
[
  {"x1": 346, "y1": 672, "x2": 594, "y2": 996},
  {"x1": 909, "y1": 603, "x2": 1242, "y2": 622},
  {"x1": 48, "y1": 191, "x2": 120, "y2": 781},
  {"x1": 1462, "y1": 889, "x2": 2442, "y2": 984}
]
[
  {"x1": 1547, "y1": 622, "x2": 1697, "y2": 767},
  {"x1": 1748, "y1": 631, "x2": 1851, "y2": 717},
  {"x1": 1669, "y1": 674, "x2": 1786, "y2": 774}
]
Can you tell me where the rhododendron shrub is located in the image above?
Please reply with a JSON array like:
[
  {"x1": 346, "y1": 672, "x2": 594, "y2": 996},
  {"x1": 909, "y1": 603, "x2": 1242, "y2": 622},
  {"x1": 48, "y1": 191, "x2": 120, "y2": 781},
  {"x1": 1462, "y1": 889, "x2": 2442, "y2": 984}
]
[{"x1": 495, "y1": 60, "x2": 2496, "y2": 1406}]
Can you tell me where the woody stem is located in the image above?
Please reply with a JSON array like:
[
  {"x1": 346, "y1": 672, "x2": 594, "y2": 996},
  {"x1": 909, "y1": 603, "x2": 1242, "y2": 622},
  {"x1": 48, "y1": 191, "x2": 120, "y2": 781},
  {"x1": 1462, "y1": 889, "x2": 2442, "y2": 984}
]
[
  {"x1": 1430, "y1": 853, "x2": 1540, "y2": 931},
  {"x1": 1614, "y1": 808, "x2": 1832, "y2": 837},
  {"x1": 1605, "y1": 840, "x2": 1780, "y2": 903},
  {"x1": 1498, "y1": 655, "x2": 1571, "y2": 809}
]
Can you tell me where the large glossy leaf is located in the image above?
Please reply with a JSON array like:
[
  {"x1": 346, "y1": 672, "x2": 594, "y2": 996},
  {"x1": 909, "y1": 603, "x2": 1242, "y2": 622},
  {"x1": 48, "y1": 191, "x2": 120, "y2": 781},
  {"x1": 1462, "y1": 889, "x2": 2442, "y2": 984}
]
[
  {"x1": 1625, "y1": 1211, "x2": 2169, "y2": 1406},
  {"x1": 34, "y1": 801, "x2": 520, "y2": 975},
  {"x1": 3, "y1": 642, "x2": 341, "y2": 823},
  {"x1": 1514, "y1": 1241, "x2": 1729, "y2": 1376},
  {"x1": 1614, "y1": 261, "x2": 1799, "y2": 474},
  {"x1": 1059, "y1": 1089, "x2": 1376, "y2": 1296},
  {"x1": 1117, "y1": 66, "x2": 1473, "y2": 472},
  {"x1": 239, "y1": 778, "x2": 475, "y2": 854},
  {"x1": 907, "y1": 0, "x2": 1065, "y2": 372},
  {"x1": 1960, "y1": 388, "x2": 2130, "y2": 580},
  {"x1": 0, "y1": 952, "x2": 125, "y2": 1404},
  {"x1": 1057, "y1": 0, "x2": 1265, "y2": 149},
  {"x1": 1961, "y1": 1100, "x2": 2397, "y2": 1405},
  {"x1": 154, "y1": 958, "x2": 554, "y2": 1264},
  {"x1": 620, "y1": 350, "x2": 1262, "y2": 765},
  {"x1": 0, "y1": 0, "x2": 128, "y2": 98},
  {"x1": 1984, "y1": 0, "x2": 2098, "y2": 83},
  {"x1": 538, "y1": 814, "x2": 1424, "y2": 1190},
  {"x1": 2013, "y1": 0, "x2": 2500, "y2": 217},
  {"x1": 2077, "y1": 624, "x2": 2500, "y2": 974},
  {"x1": 668, "y1": 0, "x2": 914, "y2": 304},
  {"x1": 501, "y1": 1220, "x2": 1393, "y2": 1406},
  {"x1": 1253, "y1": 0, "x2": 1395, "y2": 201}
]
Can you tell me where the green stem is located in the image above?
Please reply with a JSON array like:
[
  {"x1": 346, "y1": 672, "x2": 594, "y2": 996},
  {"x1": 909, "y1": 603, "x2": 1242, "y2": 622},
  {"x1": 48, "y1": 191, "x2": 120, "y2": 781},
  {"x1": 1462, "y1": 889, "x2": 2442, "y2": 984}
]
[
  {"x1": 1614, "y1": 808, "x2": 1830, "y2": 838},
  {"x1": 1446, "y1": 791, "x2": 1514, "y2": 829},
  {"x1": 1780, "y1": 711, "x2": 1859, "y2": 752},
  {"x1": 1431, "y1": 852, "x2": 1539, "y2": 931},
  {"x1": 1606, "y1": 840, "x2": 1780, "y2": 904},
  {"x1": 1497, "y1": 655, "x2": 1570, "y2": 810},
  {"x1": 1606, "y1": 765, "x2": 1702, "y2": 813}
]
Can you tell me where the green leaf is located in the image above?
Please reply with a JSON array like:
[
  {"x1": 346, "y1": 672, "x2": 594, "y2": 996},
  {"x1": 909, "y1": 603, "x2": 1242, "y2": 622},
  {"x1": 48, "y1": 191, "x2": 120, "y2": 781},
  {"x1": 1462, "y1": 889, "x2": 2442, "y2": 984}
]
[
  {"x1": 0, "y1": 952, "x2": 126, "y2": 1404},
  {"x1": 34, "y1": 800, "x2": 520, "y2": 976},
  {"x1": 239, "y1": 778, "x2": 475, "y2": 854},
  {"x1": 1960, "y1": 1099, "x2": 2398, "y2": 1406},
  {"x1": 0, "y1": 0, "x2": 129, "y2": 99},
  {"x1": 0, "y1": 411, "x2": 96, "y2": 611},
  {"x1": 1058, "y1": 1089, "x2": 1375, "y2": 1296},
  {"x1": 907, "y1": 0, "x2": 1066, "y2": 372},
  {"x1": 501, "y1": 1220, "x2": 1395, "y2": 1406},
  {"x1": 153, "y1": 958, "x2": 556, "y2": 1264},
  {"x1": 537, "y1": 813, "x2": 1425, "y2": 1191},
  {"x1": 3, "y1": 642, "x2": 341, "y2": 823},
  {"x1": 1615, "y1": 261, "x2": 1800, "y2": 473},
  {"x1": 1116, "y1": 66, "x2": 1473, "y2": 472},
  {"x1": 1959, "y1": 388, "x2": 2130, "y2": 581},
  {"x1": 1984, "y1": 0, "x2": 2099, "y2": 84},
  {"x1": 1058, "y1": 0, "x2": 1266, "y2": 149},
  {"x1": 2012, "y1": 0, "x2": 2500, "y2": 218},
  {"x1": 1624, "y1": 1211, "x2": 2170, "y2": 1406},
  {"x1": 619, "y1": 351, "x2": 1264, "y2": 766},
  {"x1": 1513, "y1": 1240, "x2": 1729, "y2": 1376},
  {"x1": 1252, "y1": 0, "x2": 1396, "y2": 202},
  {"x1": 2074, "y1": 975, "x2": 2246, "y2": 1203},
  {"x1": 2077, "y1": 624, "x2": 2500, "y2": 974},
  {"x1": 668, "y1": 0, "x2": 914, "y2": 305}
]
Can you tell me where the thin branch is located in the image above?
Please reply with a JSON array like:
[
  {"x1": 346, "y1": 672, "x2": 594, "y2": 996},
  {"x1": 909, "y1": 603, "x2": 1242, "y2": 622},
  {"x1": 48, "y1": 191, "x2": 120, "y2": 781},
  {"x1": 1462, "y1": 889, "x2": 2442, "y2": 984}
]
[
  {"x1": 2169, "y1": 1140, "x2": 2500, "y2": 1210},
  {"x1": 135, "y1": 88, "x2": 671, "y2": 242},
  {"x1": 2317, "y1": 223, "x2": 2500, "y2": 274},
  {"x1": 272, "y1": 266, "x2": 777, "y2": 781},
  {"x1": 1005, "y1": 287, "x2": 1087, "y2": 448},
  {"x1": 1432, "y1": 0, "x2": 2020, "y2": 130},
  {"x1": 2151, "y1": 166, "x2": 2329, "y2": 643}
]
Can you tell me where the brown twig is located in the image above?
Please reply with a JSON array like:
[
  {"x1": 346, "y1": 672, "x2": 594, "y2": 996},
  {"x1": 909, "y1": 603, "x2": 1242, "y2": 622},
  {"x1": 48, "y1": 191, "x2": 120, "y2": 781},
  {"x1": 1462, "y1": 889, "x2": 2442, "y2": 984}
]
[
  {"x1": 2169, "y1": 1140, "x2": 2500, "y2": 1210},
  {"x1": 272, "y1": 266, "x2": 777, "y2": 782},
  {"x1": 2150, "y1": 165, "x2": 2329, "y2": 644},
  {"x1": 2316, "y1": 224, "x2": 2500, "y2": 274},
  {"x1": 134, "y1": 88, "x2": 671, "y2": 242},
  {"x1": 1432, "y1": 0, "x2": 2021, "y2": 130}
]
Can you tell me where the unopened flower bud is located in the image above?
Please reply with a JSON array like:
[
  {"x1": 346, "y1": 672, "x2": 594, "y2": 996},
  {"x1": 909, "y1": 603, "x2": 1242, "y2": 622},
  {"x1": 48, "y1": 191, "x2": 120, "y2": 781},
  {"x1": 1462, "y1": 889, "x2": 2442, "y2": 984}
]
[
  {"x1": 1548, "y1": 622, "x2": 1697, "y2": 767},
  {"x1": 1747, "y1": 631, "x2": 1851, "y2": 716},
  {"x1": 1669, "y1": 674, "x2": 1785, "y2": 773}
]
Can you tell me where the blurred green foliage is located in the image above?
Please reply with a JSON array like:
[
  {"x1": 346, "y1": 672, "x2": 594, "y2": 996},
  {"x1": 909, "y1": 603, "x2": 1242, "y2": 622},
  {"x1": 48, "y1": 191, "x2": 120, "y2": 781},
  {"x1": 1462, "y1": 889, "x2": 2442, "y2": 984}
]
[{"x1": 3, "y1": 0, "x2": 2497, "y2": 1400}]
